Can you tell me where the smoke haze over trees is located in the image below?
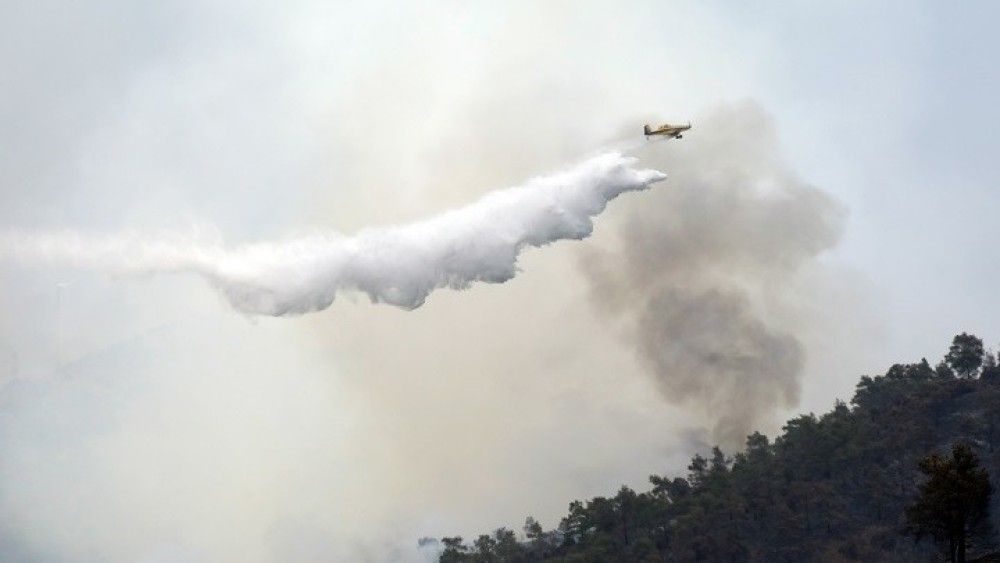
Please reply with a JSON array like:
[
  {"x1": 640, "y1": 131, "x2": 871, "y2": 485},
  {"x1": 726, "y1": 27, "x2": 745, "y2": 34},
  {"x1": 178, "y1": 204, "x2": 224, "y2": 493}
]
[
  {"x1": 0, "y1": 3, "x2": 998, "y2": 562},
  {"x1": 436, "y1": 333, "x2": 1000, "y2": 562}
]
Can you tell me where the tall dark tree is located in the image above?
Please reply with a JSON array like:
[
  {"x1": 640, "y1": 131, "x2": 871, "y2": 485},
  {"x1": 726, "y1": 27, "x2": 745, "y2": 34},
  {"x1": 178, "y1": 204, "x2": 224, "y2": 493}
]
[
  {"x1": 523, "y1": 517, "x2": 543, "y2": 544},
  {"x1": 905, "y1": 443, "x2": 993, "y2": 563},
  {"x1": 946, "y1": 333, "x2": 986, "y2": 378},
  {"x1": 439, "y1": 537, "x2": 468, "y2": 563},
  {"x1": 687, "y1": 453, "x2": 709, "y2": 490},
  {"x1": 473, "y1": 534, "x2": 497, "y2": 562},
  {"x1": 492, "y1": 528, "x2": 523, "y2": 561},
  {"x1": 982, "y1": 351, "x2": 1000, "y2": 382},
  {"x1": 936, "y1": 360, "x2": 957, "y2": 379}
]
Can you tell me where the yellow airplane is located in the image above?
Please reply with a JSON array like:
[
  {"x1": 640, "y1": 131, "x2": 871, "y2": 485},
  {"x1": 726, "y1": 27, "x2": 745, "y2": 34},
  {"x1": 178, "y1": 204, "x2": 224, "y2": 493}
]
[{"x1": 643, "y1": 122, "x2": 691, "y2": 139}]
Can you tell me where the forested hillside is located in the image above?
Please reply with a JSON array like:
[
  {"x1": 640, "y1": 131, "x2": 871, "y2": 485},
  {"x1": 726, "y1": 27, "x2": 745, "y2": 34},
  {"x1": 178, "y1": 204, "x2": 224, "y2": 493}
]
[{"x1": 430, "y1": 334, "x2": 1000, "y2": 562}]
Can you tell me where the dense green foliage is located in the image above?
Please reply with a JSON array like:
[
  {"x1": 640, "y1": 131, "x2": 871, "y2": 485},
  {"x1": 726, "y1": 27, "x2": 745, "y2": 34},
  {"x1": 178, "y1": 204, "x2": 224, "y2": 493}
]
[{"x1": 434, "y1": 334, "x2": 1000, "y2": 562}]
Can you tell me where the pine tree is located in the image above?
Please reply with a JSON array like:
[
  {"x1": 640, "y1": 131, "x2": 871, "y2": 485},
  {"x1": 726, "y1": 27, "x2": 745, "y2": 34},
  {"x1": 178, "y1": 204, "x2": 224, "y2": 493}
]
[
  {"x1": 905, "y1": 443, "x2": 993, "y2": 562},
  {"x1": 946, "y1": 333, "x2": 986, "y2": 379}
]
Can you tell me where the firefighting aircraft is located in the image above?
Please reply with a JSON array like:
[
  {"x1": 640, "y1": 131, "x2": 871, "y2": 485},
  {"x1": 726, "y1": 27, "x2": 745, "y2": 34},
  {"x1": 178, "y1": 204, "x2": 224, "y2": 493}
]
[{"x1": 643, "y1": 121, "x2": 691, "y2": 139}]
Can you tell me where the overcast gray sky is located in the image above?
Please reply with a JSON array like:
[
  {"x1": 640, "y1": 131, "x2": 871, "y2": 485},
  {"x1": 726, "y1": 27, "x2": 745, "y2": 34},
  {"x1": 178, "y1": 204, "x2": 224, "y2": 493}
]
[{"x1": 0, "y1": 2, "x2": 998, "y2": 561}]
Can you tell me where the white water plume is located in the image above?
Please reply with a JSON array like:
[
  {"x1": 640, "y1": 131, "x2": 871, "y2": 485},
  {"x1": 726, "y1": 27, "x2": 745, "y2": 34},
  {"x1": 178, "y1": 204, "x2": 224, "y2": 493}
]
[{"x1": 1, "y1": 152, "x2": 664, "y2": 316}]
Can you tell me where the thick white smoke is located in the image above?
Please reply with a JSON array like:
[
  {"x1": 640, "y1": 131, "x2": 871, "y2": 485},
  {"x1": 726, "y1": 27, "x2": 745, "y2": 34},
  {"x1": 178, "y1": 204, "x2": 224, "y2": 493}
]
[{"x1": 0, "y1": 152, "x2": 664, "y2": 316}]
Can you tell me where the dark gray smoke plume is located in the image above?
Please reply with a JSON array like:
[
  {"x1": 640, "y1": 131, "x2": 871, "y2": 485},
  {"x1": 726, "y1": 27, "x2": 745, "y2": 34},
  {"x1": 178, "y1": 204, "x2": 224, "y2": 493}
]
[{"x1": 582, "y1": 102, "x2": 846, "y2": 447}]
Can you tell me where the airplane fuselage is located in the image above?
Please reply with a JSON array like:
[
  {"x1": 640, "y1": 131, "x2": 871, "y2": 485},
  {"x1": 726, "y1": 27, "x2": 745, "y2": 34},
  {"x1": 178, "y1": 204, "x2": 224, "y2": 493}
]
[{"x1": 644, "y1": 122, "x2": 691, "y2": 139}]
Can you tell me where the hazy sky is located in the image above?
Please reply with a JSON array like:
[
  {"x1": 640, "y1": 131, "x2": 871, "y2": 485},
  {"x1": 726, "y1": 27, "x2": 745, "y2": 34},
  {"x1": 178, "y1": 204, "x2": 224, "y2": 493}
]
[{"x1": 1, "y1": 2, "x2": 998, "y2": 561}]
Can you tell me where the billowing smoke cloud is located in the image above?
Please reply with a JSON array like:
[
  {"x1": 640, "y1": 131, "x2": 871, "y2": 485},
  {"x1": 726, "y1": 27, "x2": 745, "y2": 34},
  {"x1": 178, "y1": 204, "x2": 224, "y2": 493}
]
[
  {"x1": 1, "y1": 152, "x2": 663, "y2": 316},
  {"x1": 582, "y1": 102, "x2": 846, "y2": 447}
]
